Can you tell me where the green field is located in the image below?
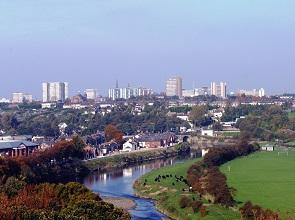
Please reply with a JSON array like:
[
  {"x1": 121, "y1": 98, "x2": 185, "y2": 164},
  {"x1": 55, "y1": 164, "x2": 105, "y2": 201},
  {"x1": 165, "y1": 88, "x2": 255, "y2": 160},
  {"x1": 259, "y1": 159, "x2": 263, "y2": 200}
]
[
  {"x1": 288, "y1": 112, "x2": 295, "y2": 119},
  {"x1": 221, "y1": 151, "x2": 295, "y2": 214},
  {"x1": 286, "y1": 141, "x2": 295, "y2": 146},
  {"x1": 221, "y1": 131, "x2": 240, "y2": 138},
  {"x1": 135, "y1": 158, "x2": 239, "y2": 220}
]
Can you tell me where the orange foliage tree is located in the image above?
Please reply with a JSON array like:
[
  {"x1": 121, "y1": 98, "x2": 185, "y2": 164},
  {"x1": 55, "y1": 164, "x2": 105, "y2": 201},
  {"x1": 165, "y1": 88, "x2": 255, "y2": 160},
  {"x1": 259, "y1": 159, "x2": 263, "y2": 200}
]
[{"x1": 104, "y1": 124, "x2": 123, "y2": 142}]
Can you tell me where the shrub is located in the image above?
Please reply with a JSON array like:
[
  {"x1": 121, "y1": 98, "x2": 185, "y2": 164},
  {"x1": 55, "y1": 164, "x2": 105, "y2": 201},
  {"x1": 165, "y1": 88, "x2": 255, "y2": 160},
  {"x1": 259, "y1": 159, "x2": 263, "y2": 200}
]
[
  {"x1": 199, "y1": 205, "x2": 208, "y2": 217},
  {"x1": 239, "y1": 201, "x2": 280, "y2": 220},
  {"x1": 191, "y1": 200, "x2": 203, "y2": 213},
  {"x1": 179, "y1": 196, "x2": 191, "y2": 209}
]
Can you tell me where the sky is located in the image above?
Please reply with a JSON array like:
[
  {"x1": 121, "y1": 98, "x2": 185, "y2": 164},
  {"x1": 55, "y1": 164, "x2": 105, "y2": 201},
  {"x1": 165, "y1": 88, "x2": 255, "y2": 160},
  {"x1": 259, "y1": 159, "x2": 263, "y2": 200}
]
[{"x1": 0, "y1": 0, "x2": 294, "y2": 99}]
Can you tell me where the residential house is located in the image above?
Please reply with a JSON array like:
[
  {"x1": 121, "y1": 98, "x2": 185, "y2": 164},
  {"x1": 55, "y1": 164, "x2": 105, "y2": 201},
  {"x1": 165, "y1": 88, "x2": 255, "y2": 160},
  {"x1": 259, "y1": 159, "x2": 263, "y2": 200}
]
[
  {"x1": 122, "y1": 139, "x2": 139, "y2": 152},
  {"x1": 137, "y1": 132, "x2": 177, "y2": 148},
  {"x1": 98, "y1": 141, "x2": 120, "y2": 156}
]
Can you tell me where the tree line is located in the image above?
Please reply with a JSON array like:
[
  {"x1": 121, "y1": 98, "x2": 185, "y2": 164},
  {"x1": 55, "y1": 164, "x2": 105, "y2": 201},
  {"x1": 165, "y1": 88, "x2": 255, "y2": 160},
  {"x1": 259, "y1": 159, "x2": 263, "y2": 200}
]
[
  {"x1": 187, "y1": 141, "x2": 257, "y2": 207},
  {"x1": 0, "y1": 137, "x2": 130, "y2": 220},
  {"x1": 0, "y1": 104, "x2": 189, "y2": 137},
  {"x1": 237, "y1": 105, "x2": 295, "y2": 141}
]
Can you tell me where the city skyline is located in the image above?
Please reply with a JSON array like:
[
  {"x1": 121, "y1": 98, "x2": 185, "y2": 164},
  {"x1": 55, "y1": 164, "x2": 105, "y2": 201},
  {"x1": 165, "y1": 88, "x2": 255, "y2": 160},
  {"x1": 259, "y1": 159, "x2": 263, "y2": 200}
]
[
  {"x1": 0, "y1": 77, "x2": 286, "y2": 101},
  {"x1": 0, "y1": 0, "x2": 294, "y2": 98},
  {"x1": 0, "y1": 79, "x2": 273, "y2": 101}
]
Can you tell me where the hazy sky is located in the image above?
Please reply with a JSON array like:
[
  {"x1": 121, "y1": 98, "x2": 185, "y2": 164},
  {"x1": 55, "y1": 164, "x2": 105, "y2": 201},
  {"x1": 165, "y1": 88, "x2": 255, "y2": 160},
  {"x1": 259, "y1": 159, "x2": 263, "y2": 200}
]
[{"x1": 0, "y1": 0, "x2": 294, "y2": 98}]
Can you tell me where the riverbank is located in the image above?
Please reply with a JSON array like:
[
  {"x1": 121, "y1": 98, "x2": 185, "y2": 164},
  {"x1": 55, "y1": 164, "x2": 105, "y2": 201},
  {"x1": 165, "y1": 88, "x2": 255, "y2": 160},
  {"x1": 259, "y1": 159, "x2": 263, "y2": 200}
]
[
  {"x1": 84, "y1": 157, "x2": 191, "y2": 219},
  {"x1": 134, "y1": 158, "x2": 239, "y2": 220},
  {"x1": 84, "y1": 143, "x2": 191, "y2": 172},
  {"x1": 102, "y1": 197, "x2": 136, "y2": 210}
]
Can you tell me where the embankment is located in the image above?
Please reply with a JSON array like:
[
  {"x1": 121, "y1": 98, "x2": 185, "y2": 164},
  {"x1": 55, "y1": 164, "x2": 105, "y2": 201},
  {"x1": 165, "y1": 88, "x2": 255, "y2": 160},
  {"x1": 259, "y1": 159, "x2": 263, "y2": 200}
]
[{"x1": 84, "y1": 143, "x2": 191, "y2": 172}]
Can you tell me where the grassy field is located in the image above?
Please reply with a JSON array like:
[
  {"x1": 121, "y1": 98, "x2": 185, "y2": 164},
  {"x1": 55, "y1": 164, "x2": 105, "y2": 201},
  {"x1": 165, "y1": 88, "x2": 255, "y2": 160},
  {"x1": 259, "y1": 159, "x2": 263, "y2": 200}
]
[
  {"x1": 288, "y1": 112, "x2": 295, "y2": 119},
  {"x1": 220, "y1": 131, "x2": 240, "y2": 138},
  {"x1": 134, "y1": 158, "x2": 239, "y2": 220},
  {"x1": 286, "y1": 141, "x2": 295, "y2": 146},
  {"x1": 220, "y1": 151, "x2": 295, "y2": 214}
]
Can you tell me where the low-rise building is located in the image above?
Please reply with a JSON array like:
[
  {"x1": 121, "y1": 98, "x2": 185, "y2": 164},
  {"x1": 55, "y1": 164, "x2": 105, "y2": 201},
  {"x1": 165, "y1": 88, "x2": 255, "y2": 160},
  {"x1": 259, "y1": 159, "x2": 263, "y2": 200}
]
[
  {"x1": 0, "y1": 140, "x2": 39, "y2": 157},
  {"x1": 0, "y1": 135, "x2": 32, "y2": 141},
  {"x1": 99, "y1": 141, "x2": 120, "y2": 156},
  {"x1": 41, "y1": 102, "x2": 57, "y2": 109},
  {"x1": 122, "y1": 139, "x2": 139, "y2": 152},
  {"x1": 261, "y1": 144, "x2": 274, "y2": 151},
  {"x1": 201, "y1": 129, "x2": 214, "y2": 137},
  {"x1": 202, "y1": 148, "x2": 209, "y2": 157},
  {"x1": 137, "y1": 132, "x2": 177, "y2": 148}
]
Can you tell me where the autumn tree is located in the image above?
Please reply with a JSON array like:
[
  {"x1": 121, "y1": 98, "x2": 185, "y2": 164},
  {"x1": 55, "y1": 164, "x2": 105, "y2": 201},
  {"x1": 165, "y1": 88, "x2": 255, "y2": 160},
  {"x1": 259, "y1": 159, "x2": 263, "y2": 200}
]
[{"x1": 104, "y1": 124, "x2": 123, "y2": 142}]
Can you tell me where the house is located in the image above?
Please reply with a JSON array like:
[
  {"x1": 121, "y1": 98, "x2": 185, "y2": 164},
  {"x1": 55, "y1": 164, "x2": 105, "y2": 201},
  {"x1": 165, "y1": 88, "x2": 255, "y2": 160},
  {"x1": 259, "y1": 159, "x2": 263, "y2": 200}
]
[
  {"x1": 122, "y1": 139, "x2": 139, "y2": 152},
  {"x1": 201, "y1": 148, "x2": 210, "y2": 157},
  {"x1": 32, "y1": 136, "x2": 55, "y2": 150},
  {"x1": 261, "y1": 144, "x2": 274, "y2": 151},
  {"x1": 136, "y1": 132, "x2": 177, "y2": 148},
  {"x1": 0, "y1": 140, "x2": 39, "y2": 157},
  {"x1": 0, "y1": 135, "x2": 32, "y2": 141},
  {"x1": 98, "y1": 141, "x2": 120, "y2": 156},
  {"x1": 201, "y1": 129, "x2": 214, "y2": 137}
]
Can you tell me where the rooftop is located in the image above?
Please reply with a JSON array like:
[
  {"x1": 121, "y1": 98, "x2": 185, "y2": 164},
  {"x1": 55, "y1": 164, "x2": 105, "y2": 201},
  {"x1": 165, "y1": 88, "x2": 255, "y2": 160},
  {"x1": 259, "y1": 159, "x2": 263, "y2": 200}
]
[{"x1": 0, "y1": 140, "x2": 38, "y2": 150}]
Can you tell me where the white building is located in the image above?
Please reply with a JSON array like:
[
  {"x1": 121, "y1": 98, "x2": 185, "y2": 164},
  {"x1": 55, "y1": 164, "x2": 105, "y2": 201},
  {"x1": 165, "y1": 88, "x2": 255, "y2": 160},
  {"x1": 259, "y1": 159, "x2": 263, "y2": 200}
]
[
  {"x1": 195, "y1": 87, "x2": 210, "y2": 96},
  {"x1": 201, "y1": 129, "x2": 214, "y2": 137},
  {"x1": 85, "y1": 89, "x2": 97, "y2": 100},
  {"x1": 108, "y1": 86, "x2": 153, "y2": 100},
  {"x1": 0, "y1": 98, "x2": 10, "y2": 103},
  {"x1": 41, "y1": 102, "x2": 57, "y2": 109},
  {"x1": 258, "y1": 88, "x2": 265, "y2": 97},
  {"x1": 42, "y1": 82, "x2": 69, "y2": 102},
  {"x1": 12, "y1": 93, "x2": 33, "y2": 103},
  {"x1": 182, "y1": 89, "x2": 195, "y2": 97},
  {"x1": 210, "y1": 82, "x2": 227, "y2": 98},
  {"x1": 202, "y1": 149, "x2": 209, "y2": 157},
  {"x1": 122, "y1": 139, "x2": 138, "y2": 152},
  {"x1": 237, "y1": 88, "x2": 265, "y2": 97},
  {"x1": 261, "y1": 145, "x2": 274, "y2": 151},
  {"x1": 166, "y1": 77, "x2": 182, "y2": 97}
]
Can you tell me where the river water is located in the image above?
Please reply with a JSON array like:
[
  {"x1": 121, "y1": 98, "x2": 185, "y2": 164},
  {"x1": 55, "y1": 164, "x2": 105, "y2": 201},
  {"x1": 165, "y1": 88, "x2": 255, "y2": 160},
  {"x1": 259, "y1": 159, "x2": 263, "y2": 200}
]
[{"x1": 83, "y1": 156, "x2": 196, "y2": 220}]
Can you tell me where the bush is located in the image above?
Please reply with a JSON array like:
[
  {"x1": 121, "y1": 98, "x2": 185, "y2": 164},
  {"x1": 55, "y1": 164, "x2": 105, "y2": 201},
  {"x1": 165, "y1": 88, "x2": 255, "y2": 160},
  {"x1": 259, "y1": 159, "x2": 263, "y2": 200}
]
[
  {"x1": 179, "y1": 196, "x2": 191, "y2": 209},
  {"x1": 240, "y1": 201, "x2": 279, "y2": 220},
  {"x1": 191, "y1": 200, "x2": 203, "y2": 213},
  {"x1": 199, "y1": 205, "x2": 208, "y2": 217}
]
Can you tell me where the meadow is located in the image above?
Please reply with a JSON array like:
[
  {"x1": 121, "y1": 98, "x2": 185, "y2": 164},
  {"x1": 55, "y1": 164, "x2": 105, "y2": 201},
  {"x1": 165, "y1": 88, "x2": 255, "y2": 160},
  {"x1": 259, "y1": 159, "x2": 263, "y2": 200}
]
[
  {"x1": 134, "y1": 158, "x2": 239, "y2": 220},
  {"x1": 288, "y1": 112, "x2": 295, "y2": 119},
  {"x1": 220, "y1": 151, "x2": 295, "y2": 214}
]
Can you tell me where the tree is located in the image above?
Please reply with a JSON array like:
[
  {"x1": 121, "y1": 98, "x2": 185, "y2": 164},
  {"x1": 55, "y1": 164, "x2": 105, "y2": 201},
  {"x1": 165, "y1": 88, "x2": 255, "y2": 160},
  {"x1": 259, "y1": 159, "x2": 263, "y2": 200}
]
[
  {"x1": 104, "y1": 125, "x2": 123, "y2": 142},
  {"x1": 189, "y1": 105, "x2": 209, "y2": 127},
  {"x1": 212, "y1": 122, "x2": 222, "y2": 131}
]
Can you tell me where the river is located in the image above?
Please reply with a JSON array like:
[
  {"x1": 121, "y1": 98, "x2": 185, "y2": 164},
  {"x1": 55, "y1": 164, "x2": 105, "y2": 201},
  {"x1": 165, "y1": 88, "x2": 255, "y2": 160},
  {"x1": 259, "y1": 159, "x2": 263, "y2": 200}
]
[{"x1": 83, "y1": 155, "x2": 196, "y2": 220}]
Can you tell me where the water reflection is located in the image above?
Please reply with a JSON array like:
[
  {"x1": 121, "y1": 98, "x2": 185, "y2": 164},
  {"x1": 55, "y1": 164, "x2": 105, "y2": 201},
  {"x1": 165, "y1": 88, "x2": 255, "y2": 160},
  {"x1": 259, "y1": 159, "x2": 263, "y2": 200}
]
[{"x1": 83, "y1": 155, "x2": 197, "y2": 220}]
